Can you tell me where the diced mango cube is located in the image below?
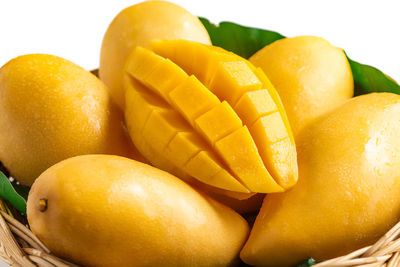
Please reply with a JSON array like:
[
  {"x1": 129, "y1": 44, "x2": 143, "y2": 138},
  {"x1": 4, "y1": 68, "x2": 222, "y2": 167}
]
[
  {"x1": 194, "y1": 101, "x2": 242, "y2": 145},
  {"x1": 169, "y1": 75, "x2": 219, "y2": 124},
  {"x1": 202, "y1": 53, "x2": 241, "y2": 88},
  {"x1": 143, "y1": 110, "x2": 191, "y2": 151},
  {"x1": 250, "y1": 112, "x2": 288, "y2": 143},
  {"x1": 152, "y1": 40, "x2": 239, "y2": 87},
  {"x1": 235, "y1": 89, "x2": 278, "y2": 125},
  {"x1": 125, "y1": 46, "x2": 164, "y2": 82},
  {"x1": 125, "y1": 78, "x2": 169, "y2": 132},
  {"x1": 259, "y1": 138, "x2": 298, "y2": 189},
  {"x1": 151, "y1": 40, "x2": 196, "y2": 65},
  {"x1": 253, "y1": 67, "x2": 281, "y2": 106},
  {"x1": 144, "y1": 59, "x2": 188, "y2": 99},
  {"x1": 132, "y1": 134, "x2": 194, "y2": 184},
  {"x1": 126, "y1": 46, "x2": 188, "y2": 100},
  {"x1": 249, "y1": 113, "x2": 298, "y2": 188},
  {"x1": 149, "y1": 40, "x2": 180, "y2": 63},
  {"x1": 184, "y1": 151, "x2": 249, "y2": 193},
  {"x1": 210, "y1": 169, "x2": 250, "y2": 193},
  {"x1": 253, "y1": 68, "x2": 295, "y2": 142},
  {"x1": 210, "y1": 61, "x2": 263, "y2": 105},
  {"x1": 215, "y1": 126, "x2": 283, "y2": 193},
  {"x1": 163, "y1": 132, "x2": 205, "y2": 167}
]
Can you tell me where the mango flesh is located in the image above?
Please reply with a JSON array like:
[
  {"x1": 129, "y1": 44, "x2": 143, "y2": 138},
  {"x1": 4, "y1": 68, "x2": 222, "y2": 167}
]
[
  {"x1": 27, "y1": 155, "x2": 249, "y2": 267},
  {"x1": 124, "y1": 41, "x2": 298, "y2": 194},
  {"x1": 0, "y1": 54, "x2": 135, "y2": 186},
  {"x1": 250, "y1": 36, "x2": 354, "y2": 138},
  {"x1": 99, "y1": 0, "x2": 211, "y2": 109},
  {"x1": 152, "y1": 41, "x2": 297, "y2": 189},
  {"x1": 241, "y1": 93, "x2": 400, "y2": 267}
]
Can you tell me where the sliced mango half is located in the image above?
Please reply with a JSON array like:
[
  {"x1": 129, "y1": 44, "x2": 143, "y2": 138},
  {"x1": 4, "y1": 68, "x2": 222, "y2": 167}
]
[{"x1": 124, "y1": 40, "x2": 298, "y2": 194}]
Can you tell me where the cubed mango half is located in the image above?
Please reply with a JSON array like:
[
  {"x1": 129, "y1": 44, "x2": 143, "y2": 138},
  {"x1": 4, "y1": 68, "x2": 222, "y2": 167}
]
[{"x1": 124, "y1": 40, "x2": 298, "y2": 194}]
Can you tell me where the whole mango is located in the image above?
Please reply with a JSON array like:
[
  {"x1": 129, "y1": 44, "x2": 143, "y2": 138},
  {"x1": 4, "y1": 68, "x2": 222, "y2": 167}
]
[
  {"x1": 0, "y1": 54, "x2": 134, "y2": 185},
  {"x1": 100, "y1": 0, "x2": 211, "y2": 109},
  {"x1": 241, "y1": 93, "x2": 400, "y2": 267},
  {"x1": 27, "y1": 155, "x2": 249, "y2": 267},
  {"x1": 250, "y1": 36, "x2": 354, "y2": 137}
]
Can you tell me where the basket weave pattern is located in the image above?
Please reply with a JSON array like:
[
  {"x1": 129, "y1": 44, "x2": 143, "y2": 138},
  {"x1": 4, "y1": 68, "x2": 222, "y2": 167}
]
[{"x1": 0, "y1": 205, "x2": 399, "y2": 267}]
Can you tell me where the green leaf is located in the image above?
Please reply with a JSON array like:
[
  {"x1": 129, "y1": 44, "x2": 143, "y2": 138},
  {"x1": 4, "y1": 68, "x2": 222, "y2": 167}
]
[
  {"x1": 0, "y1": 171, "x2": 27, "y2": 215},
  {"x1": 347, "y1": 56, "x2": 400, "y2": 96},
  {"x1": 296, "y1": 258, "x2": 317, "y2": 267},
  {"x1": 12, "y1": 181, "x2": 30, "y2": 201},
  {"x1": 199, "y1": 17, "x2": 399, "y2": 96},
  {"x1": 199, "y1": 17, "x2": 285, "y2": 59}
]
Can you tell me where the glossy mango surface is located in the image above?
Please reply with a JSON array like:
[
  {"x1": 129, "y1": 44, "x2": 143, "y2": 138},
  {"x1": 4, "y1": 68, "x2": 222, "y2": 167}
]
[
  {"x1": 250, "y1": 36, "x2": 354, "y2": 138},
  {"x1": 100, "y1": 0, "x2": 211, "y2": 109},
  {"x1": 28, "y1": 155, "x2": 249, "y2": 267},
  {"x1": 241, "y1": 93, "x2": 400, "y2": 267},
  {"x1": 0, "y1": 54, "x2": 134, "y2": 186}
]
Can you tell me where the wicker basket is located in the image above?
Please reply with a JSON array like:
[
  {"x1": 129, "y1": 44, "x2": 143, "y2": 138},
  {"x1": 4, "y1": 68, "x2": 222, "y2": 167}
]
[{"x1": 0, "y1": 202, "x2": 399, "y2": 267}]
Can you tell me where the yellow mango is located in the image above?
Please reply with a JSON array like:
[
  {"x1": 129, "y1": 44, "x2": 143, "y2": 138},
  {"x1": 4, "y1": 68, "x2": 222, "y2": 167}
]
[
  {"x1": 259, "y1": 138, "x2": 297, "y2": 188},
  {"x1": 125, "y1": 41, "x2": 297, "y2": 195},
  {"x1": 235, "y1": 89, "x2": 278, "y2": 125},
  {"x1": 152, "y1": 40, "x2": 297, "y2": 189},
  {"x1": 125, "y1": 79, "x2": 189, "y2": 179},
  {"x1": 125, "y1": 81, "x2": 247, "y2": 193},
  {"x1": 210, "y1": 61, "x2": 263, "y2": 105},
  {"x1": 195, "y1": 101, "x2": 243, "y2": 145},
  {"x1": 127, "y1": 47, "x2": 188, "y2": 100},
  {"x1": 241, "y1": 93, "x2": 400, "y2": 267},
  {"x1": 253, "y1": 68, "x2": 294, "y2": 140},
  {"x1": 124, "y1": 78, "x2": 169, "y2": 131},
  {"x1": 28, "y1": 155, "x2": 249, "y2": 267},
  {"x1": 250, "y1": 36, "x2": 354, "y2": 137},
  {"x1": 164, "y1": 131, "x2": 248, "y2": 193},
  {"x1": 143, "y1": 110, "x2": 191, "y2": 150},
  {"x1": 215, "y1": 127, "x2": 283, "y2": 193},
  {"x1": 125, "y1": 46, "x2": 165, "y2": 84},
  {"x1": 185, "y1": 151, "x2": 249, "y2": 193},
  {"x1": 0, "y1": 54, "x2": 135, "y2": 186},
  {"x1": 164, "y1": 132, "x2": 204, "y2": 167},
  {"x1": 152, "y1": 40, "x2": 239, "y2": 86},
  {"x1": 100, "y1": 0, "x2": 210, "y2": 109},
  {"x1": 251, "y1": 113, "x2": 288, "y2": 143},
  {"x1": 169, "y1": 75, "x2": 220, "y2": 124},
  {"x1": 250, "y1": 114, "x2": 296, "y2": 188}
]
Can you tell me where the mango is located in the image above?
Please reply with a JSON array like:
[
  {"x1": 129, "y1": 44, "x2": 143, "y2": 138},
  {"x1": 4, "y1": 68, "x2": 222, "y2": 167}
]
[
  {"x1": 124, "y1": 41, "x2": 298, "y2": 195},
  {"x1": 125, "y1": 78, "x2": 248, "y2": 193},
  {"x1": 0, "y1": 54, "x2": 135, "y2": 186},
  {"x1": 27, "y1": 155, "x2": 249, "y2": 267},
  {"x1": 99, "y1": 0, "x2": 211, "y2": 109},
  {"x1": 250, "y1": 36, "x2": 354, "y2": 138},
  {"x1": 241, "y1": 93, "x2": 400, "y2": 267}
]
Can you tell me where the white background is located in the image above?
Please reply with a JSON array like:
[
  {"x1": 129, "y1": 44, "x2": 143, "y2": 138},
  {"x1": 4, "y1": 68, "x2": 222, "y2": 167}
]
[
  {"x1": 0, "y1": 0, "x2": 399, "y2": 266},
  {"x1": 0, "y1": 0, "x2": 399, "y2": 81}
]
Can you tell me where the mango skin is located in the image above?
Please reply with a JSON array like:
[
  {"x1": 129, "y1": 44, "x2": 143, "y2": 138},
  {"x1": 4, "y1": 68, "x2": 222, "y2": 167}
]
[
  {"x1": 100, "y1": 0, "x2": 211, "y2": 109},
  {"x1": 241, "y1": 93, "x2": 400, "y2": 267},
  {"x1": 250, "y1": 36, "x2": 353, "y2": 138},
  {"x1": 0, "y1": 54, "x2": 134, "y2": 186},
  {"x1": 27, "y1": 155, "x2": 249, "y2": 267}
]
